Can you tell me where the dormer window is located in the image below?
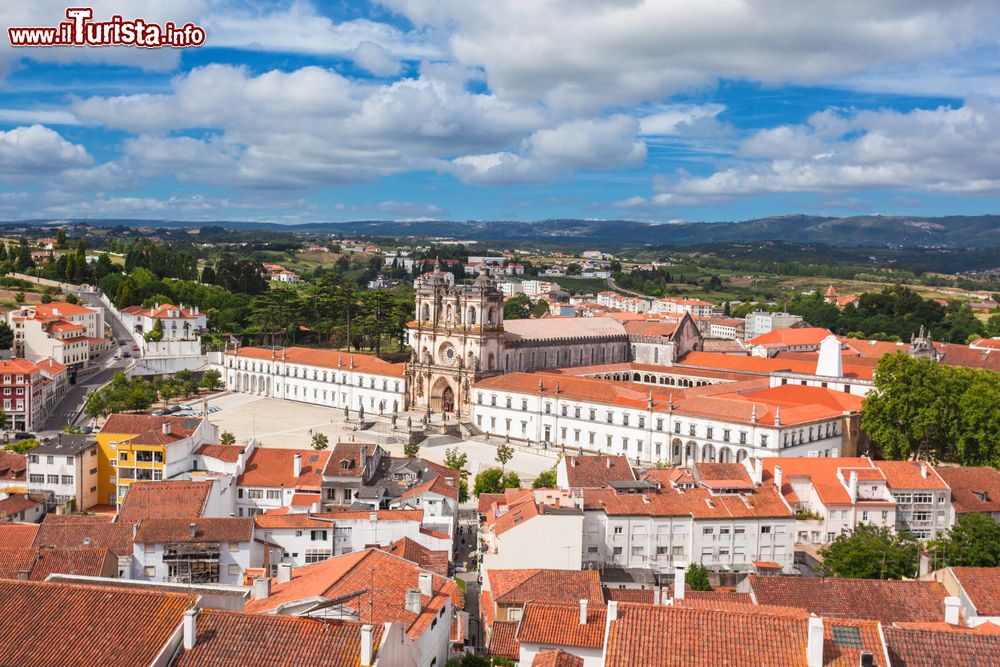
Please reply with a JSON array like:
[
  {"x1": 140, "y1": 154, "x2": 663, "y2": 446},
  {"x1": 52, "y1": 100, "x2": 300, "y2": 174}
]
[{"x1": 340, "y1": 459, "x2": 351, "y2": 470}]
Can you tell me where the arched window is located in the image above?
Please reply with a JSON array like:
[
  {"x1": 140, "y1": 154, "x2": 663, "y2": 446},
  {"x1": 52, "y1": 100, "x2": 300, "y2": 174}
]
[
  {"x1": 421, "y1": 303, "x2": 430, "y2": 321},
  {"x1": 468, "y1": 306, "x2": 477, "y2": 324},
  {"x1": 488, "y1": 352, "x2": 495, "y2": 370},
  {"x1": 487, "y1": 307, "x2": 496, "y2": 325},
  {"x1": 446, "y1": 304, "x2": 453, "y2": 321}
]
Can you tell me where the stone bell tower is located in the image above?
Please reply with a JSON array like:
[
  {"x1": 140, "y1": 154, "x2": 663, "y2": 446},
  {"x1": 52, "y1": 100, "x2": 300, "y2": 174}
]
[{"x1": 407, "y1": 262, "x2": 505, "y2": 419}]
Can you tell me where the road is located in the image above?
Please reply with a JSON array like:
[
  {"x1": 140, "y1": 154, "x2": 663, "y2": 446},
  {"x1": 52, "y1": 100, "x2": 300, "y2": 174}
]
[{"x1": 37, "y1": 289, "x2": 135, "y2": 434}]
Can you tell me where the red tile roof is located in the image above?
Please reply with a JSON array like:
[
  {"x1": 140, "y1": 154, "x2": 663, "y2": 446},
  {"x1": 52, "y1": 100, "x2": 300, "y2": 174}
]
[
  {"x1": 605, "y1": 603, "x2": 885, "y2": 667},
  {"x1": 134, "y1": 518, "x2": 253, "y2": 544},
  {"x1": 490, "y1": 620, "x2": 520, "y2": 660},
  {"x1": 386, "y1": 537, "x2": 449, "y2": 577},
  {"x1": 749, "y1": 327, "x2": 835, "y2": 347},
  {"x1": 532, "y1": 649, "x2": 584, "y2": 667},
  {"x1": 227, "y1": 346, "x2": 406, "y2": 378},
  {"x1": 0, "y1": 522, "x2": 39, "y2": 548},
  {"x1": 583, "y1": 483, "x2": 792, "y2": 520},
  {"x1": 934, "y1": 466, "x2": 1000, "y2": 514},
  {"x1": 884, "y1": 626, "x2": 1000, "y2": 667},
  {"x1": 253, "y1": 508, "x2": 330, "y2": 529},
  {"x1": 100, "y1": 414, "x2": 201, "y2": 443},
  {"x1": 174, "y1": 610, "x2": 383, "y2": 667},
  {"x1": 0, "y1": 547, "x2": 36, "y2": 578},
  {"x1": 873, "y1": 460, "x2": 949, "y2": 490},
  {"x1": 747, "y1": 575, "x2": 949, "y2": 623},
  {"x1": 327, "y1": 442, "x2": 370, "y2": 478},
  {"x1": 0, "y1": 451, "x2": 26, "y2": 481},
  {"x1": 603, "y1": 587, "x2": 654, "y2": 604},
  {"x1": 561, "y1": 455, "x2": 636, "y2": 488},
  {"x1": 26, "y1": 546, "x2": 117, "y2": 581},
  {"x1": 117, "y1": 481, "x2": 211, "y2": 523},
  {"x1": 0, "y1": 493, "x2": 45, "y2": 518},
  {"x1": 195, "y1": 443, "x2": 244, "y2": 463},
  {"x1": 761, "y1": 457, "x2": 877, "y2": 506},
  {"x1": 28, "y1": 302, "x2": 95, "y2": 318},
  {"x1": 0, "y1": 579, "x2": 191, "y2": 667},
  {"x1": 239, "y1": 448, "x2": 331, "y2": 491},
  {"x1": 33, "y1": 515, "x2": 135, "y2": 557},
  {"x1": 951, "y1": 567, "x2": 1000, "y2": 616},
  {"x1": 679, "y1": 350, "x2": 875, "y2": 380},
  {"x1": 517, "y1": 602, "x2": 607, "y2": 649},
  {"x1": 488, "y1": 568, "x2": 604, "y2": 606}
]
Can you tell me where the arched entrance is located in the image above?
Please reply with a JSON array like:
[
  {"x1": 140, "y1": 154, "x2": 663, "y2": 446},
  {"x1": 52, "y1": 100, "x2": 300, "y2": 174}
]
[{"x1": 430, "y1": 377, "x2": 456, "y2": 413}]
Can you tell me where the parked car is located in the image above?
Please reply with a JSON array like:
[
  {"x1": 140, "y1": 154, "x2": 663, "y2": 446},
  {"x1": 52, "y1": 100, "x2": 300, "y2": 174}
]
[
  {"x1": 131, "y1": 343, "x2": 139, "y2": 351},
  {"x1": 122, "y1": 351, "x2": 130, "y2": 358},
  {"x1": 13, "y1": 431, "x2": 34, "y2": 441}
]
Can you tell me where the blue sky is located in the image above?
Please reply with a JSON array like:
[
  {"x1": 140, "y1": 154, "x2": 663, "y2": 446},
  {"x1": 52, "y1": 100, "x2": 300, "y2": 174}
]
[{"x1": 1, "y1": 1, "x2": 1000, "y2": 224}]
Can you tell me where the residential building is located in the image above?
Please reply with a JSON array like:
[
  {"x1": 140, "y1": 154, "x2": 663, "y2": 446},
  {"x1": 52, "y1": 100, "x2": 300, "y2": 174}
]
[
  {"x1": 517, "y1": 601, "x2": 608, "y2": 666},
  {"x1": 927, "y1": 567, "x2": 1000, "y2": 628},
  {"x1": 246, "y1": 548, "x2": 458, "y2": 667},
  {"x1": 650, "y1": 297, "x2": 715, "y2": 317},
  {"x1": 480, "y1": 489, "x2": 584, "y2": 571},
  {"x1": 934, "y1": 466, "x2": 1000, "y2": 522},
  {"x1": 33, "y1": 513, "x2": 135, "y2": 577},
  {"x1": 0, "y1": 545, "x2": 117, "y2": 580},
  {"x1": 132, "y1": 517, "x2": 254, "y2": 585},
  {"x1": 117, "y1": 480, "x2": 237, "y2": 523},
  {"x1": 0, "y1": 358, "x2": 45, "y2": 431},
  {"x1": 874, "y1": 459, "x2": 952, "y2": 539},
  {"x1": 96, "y1": 413, "x2": 218, "y2": 509},
  {"x1": 236, "y1": 448, "x2": 332, "y2": 517},
  {"x1": 8, "y1": 302, "x2": 106, "y2": 370},
  {"x1": 0, "y1": 492, "x2": 48, "y2": 523},
  {"x1": 556, "y1": 455, "x2": 636, "y2": 490},
  {"x1": 744, "y1": 311, "x2": 804, "y2": 340},
  {"x1": 0, "y1": 450, "x2": 26, "y2": 492},
  {"x1": 26, "y1": 433, "x2": 100, "y2": 512},
  {"x1": 36, "y1": 357, "x2": 68, "y2": 416},
  {"x1": 223, "y1": 346, "x2": 407, "y2": 415},
  {"x1": 749, "y1": 327, "x2": 836, "y2": 357},
  {"x1": 120, "y1": 302, "x2": 208, "y2": 341}
]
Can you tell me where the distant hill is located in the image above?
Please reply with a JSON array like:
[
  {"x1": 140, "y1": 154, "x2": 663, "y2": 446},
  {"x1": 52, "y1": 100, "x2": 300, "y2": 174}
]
[{"x1": 5, "y1": 214, "x2": 1000, "y2": 248}]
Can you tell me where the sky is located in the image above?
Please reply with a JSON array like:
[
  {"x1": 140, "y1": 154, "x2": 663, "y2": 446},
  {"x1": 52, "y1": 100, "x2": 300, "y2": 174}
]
[{"x1": 2, "y1": 1, "x2": 1000, "y2": 224}]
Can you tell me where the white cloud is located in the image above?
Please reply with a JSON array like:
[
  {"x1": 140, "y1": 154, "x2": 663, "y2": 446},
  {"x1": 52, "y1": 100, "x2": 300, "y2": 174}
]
[
  {"x1": 639, "y1": 104, "x2": 726, "y2": 136},
  {"x1": 0, "y1": 125, "x2": 90, "y2": 177},
  {"x1": 352, "y1": 41, "x2": 402, "y2": 77}
]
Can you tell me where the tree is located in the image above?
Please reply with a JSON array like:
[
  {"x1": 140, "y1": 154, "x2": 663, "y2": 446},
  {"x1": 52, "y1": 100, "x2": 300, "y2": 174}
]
[
  {"x1": 929, "y1": 513, "x2": 1000, "y2": 568},
  {"x1": 84, "y1": 372, "x2": 157, "y2": 417},
  {"x1": 55, "y1": 228, "x2": 67, "y2": 249},
  {"x1": 532, "y1": 466, "x2": 557, "y2": 489},
  {"x1": 40, "y1": 288, "x2": 53, "y2": 304},
  {"x1": 0, "y1": 322, "x2": 13, "y2": 351},
  {"x1": 14, "y1": 291, "x2": 24, "y2": 304},
  {"x1": 311, "y1": 432, "x2": 329, "y2": 450},
  {"x1": 220, "y1": 431, "x2": 236, "y2": 445},
  {"x1": 65, "y1": 293, "x2": 79, "y2": 305},
  {"x1": 0, "y1": 408, "x2": 6, "y2": 432},
  {"x1": 145, "y1": 317, "x2": 164, "y2": 342},
  {"x1": 495, "y1": 442, "x2": 514, "y2": 470},
  {"x1": 473, "y1": 467, "x2": 520, "y2": 496},
  {"x1": 200, "y1": 369, "x2": 222, "y2": 391},
  {"x1": 686, "y1": 563, "x2": 713, "y2": 591},
  {"x1": 444, "y1": 447, "x2": 471, "y2": 503},
  {"x1": 819, "y1": 525, "x2": 920, "y2": 579},
  {"x1": 503, "y1": 293, "x2": 533, "y2": 320},
  {"x1": 7, "y1": 438, "x2": 40, "y2": 454},
  {"x1": 201, "y1": 265, "x2": 216, "y2": 285},
  {"x1": 404, "y1": 441, "x2": 421, "y2": 458}
]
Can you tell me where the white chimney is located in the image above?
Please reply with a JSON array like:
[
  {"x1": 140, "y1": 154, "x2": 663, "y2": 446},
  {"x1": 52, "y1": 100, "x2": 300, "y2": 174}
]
[
  {"x1": 293, "y1": 453, "x2": 302, "y2": 479},
  {"x1": 182, "y1": 609, "x2": 198, "y2": 650},
  {"x1": 652, "y1": 588, "x2": 661, "y2": 606},
  {"x1": 188, "y1": 522, "x2": 197, "y2": 539},
  {"x1": 277, "y1": 563, "x2": 293, "y2": 584},
  {"x1": 921, "y1": 464, "x2": 928, "y2": 479},
  {"x1": 253, "y1": 577, "x2": 271, "y2": 600},
  {"x1": 816, "y1": 335, "x2": 843, "y2": 378},
  {"x1": 774, "y1": 466, "x2": 783, "y2": 492},
  {"x1": 360, "y1": 624, "x2": 374, "y2": 667},
  {"x1": 751, "y1": 457, "x2": 763, "y2": 485},
  {"x1": 607, "y1": 600, "x2": 618, "y2": 622},
  {"x1": 405, "y1": 589, "x2": 422, "y2": 613},
  {"x1": 674, "y1": 562, "x2": 687, "y2": 601},
  {"x1": 418, "y1": 572, "x2": 433, "y2": 598},
  {"x1": 579, "y1": 599, "x2": 588, "y2": 625},
  {"x1": 848, "y1": 471, "x2": 858, "y2": 503},
  {"x1": 807, "y1": 617, "x2": 824, "y2": 667},
  {"x1": 945, "y1": 596, "x2": 961, "y2": 625},
  {"x1": 163, "y1": 422, "x2": 172, "y2": 436}
]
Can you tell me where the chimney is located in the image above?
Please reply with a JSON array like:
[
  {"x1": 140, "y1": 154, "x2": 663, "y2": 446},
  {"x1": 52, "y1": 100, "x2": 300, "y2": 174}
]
[
  {"x1": 162, "y1": 422, "x2": 172, "y2": 436},
  {"x1": 360, "y1": 624, "x2": 374, "y2": 667},
  {"x1": 579, "y1": 599, "x2": 589, "y2": 625},
  {"x1": 674, "y1": 562, "x2": 687, "y2": 601},
  {"x1": 293, "y1": 453, "x2": 302, "y2": 479},
  {"x1": 188, "y1": 522, "x2": 197, "y2": 539},
  {"x1": 652, "y1": 588, "x2": 661, "y2": 606},
  {"x1": 277, "y1": 563, "x2": 293, "y2": 584},
  {"x1": 405, "y1": 589, "x2": 422, "y2": 613},
  {"x1": 253, "y1": 577, "x2": 271, "y2": 600},
  {"x1": 848, "y1": 471, "x2": 858, "y2": 503},
  {"x1": 816, "y1": 335, "x2": 844, "y2": 378},
  {"x1": 182, "y1": 609, "x2": 198, "y2": 650},
  {"x1": 921, "y1": 464, "x2": 928, "y2": 479},
  {"x1": 752, "y1": 457, "x2": 763, "y2": 485},
  {"x1": 774, "y1": 466, "x2": 783, "y2": 492},
  {"x1": 607, "y1": 600, "x2": 618, "y2": 622},
  {"x1": 418, "y1": 572, "x2": 433, "y2": 598},
  {"x1": 945, "y1": 596, "x2": 961, "y2": 626},
  {"x1": 807, "y1": 617, "x2": 824, "y2": 667},
  {"x1": 606, "y1": 458, "x2": 611, "y2": 469}
]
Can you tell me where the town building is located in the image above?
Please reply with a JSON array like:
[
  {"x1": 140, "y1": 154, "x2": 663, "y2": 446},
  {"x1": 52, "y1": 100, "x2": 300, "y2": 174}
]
[
  {"x1": 236, "y1": 447, "x2": 331, "y2": 517},
  {"x1": 132, "y1": 517, "x2": 254, "y2": 585},
  {"x1": 0, "y1": 451, "x2": 26, "y2": 492},
  {"x1": 744, "y1": 311, "x2": 804, "y2": 340},
  {"x1": 120, "y1": 302, "x2": 208, "y2": 342},
  {"x1": 479, "y1": 488, "x2": 584, "y2": 571},
  {"x1": 26, "y1": 433, "x2": 100, "y2": 512},
  {"x1": 0, "y1": 358, "x2": 45, "y2": 431},
  {"x1": 650, "y1": 297, "x2": 715, "y2": 317},
  {"x1": 927, "y1": 567, "x2": 1000, "y2": 629},
  {"x1": 934, "y1": 466, "x2": 1000, "y2": 523},
  {"x1": 8, "y1": 302, "x2": 106, "y2": 371},
  {"x1": 0, "y1": 492, "x2": 48, "y2": 523}
]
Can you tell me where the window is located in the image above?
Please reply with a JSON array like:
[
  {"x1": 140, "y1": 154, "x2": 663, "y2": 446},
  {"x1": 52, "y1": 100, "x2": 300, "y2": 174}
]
[
  {"x1": 248, "y1": 489, "x2": 264, "y2": 499},
  {"x1": 672, "y1": 546, "x2": 684, "y2": 556},
  {"x1": 703, "y1": 527, "x2": 714, "y2": 536},
  {"x1": 29, "y1": 454, "x2": 38, "y2": 463},
  {"x1": 305, "y1": 548, "x2": 332, "y2": 563},
  {"x1": 913, "y1": 493, "x2": 933, "y2": 503},
  {"x1": 623, "y1": 414, "x2": 629, "y2": 427},
  {"x1": 739, "y1": 432, "x2": 747, "y2": 445},
  {"x1": 674, "y1": 422, "x2": 681, "y2": 434},
  {"x1": 613, "y1": 547, "x2": 623, "y2": 555},
  {"x1": 588, "y1": 546, "x2": 599, "y2": 554},
  {"x1": 723, "y1": 429, "x2": 731, "y2": 442},
  {"x1": 47, "y1": 475, "x2": 59, "y2": 484},
  {"x1": 656, "y1": 418, "x2": 663, "y2": 431},
  {"x1": 760, "y1": 525, "x2": 771, "y2": 534},
  {"x1": 29, "y1": 474, "x2": 44, "y2": 484},
  {"x1": 688, "y1": 424, "x2": 696, "y2": 437},
  {"x1": 706, "y1": 427, "x2": 713, "y2": 440},
  {"x1": 760, "y1": 434, "x2": 769, "y2": 448},
  {"x1": 311, "y1": 530, "x2": 328, "y2": 541},
  {"x1": 61, "y1": 475, "x2": 73, "y2": 485},
  {"x1": 266, "y1": 490, "x2": 281, "y2": 500},
  {"x1": 613, "y1": 526, "x2": 623, "y2": 535},
  {"x1": 144, "y1": 566, "x2": 156, "y2": 577}
]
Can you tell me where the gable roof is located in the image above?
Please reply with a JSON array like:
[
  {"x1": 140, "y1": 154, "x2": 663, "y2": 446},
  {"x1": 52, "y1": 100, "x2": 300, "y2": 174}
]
[
  {"x1": 195, "y1": 443, "x2": 245, "y2": 463},
  {"x1": 750, "y1": 327, "x2": 835, "y2": 347},
  {"x1": 134, "y1": 518, "x2": 253, "y2": 544},
  {"x1": 872, "y1": 460, "x2": 949, "y2": 490},
  {"x1": 517, "y1": 602, "x2": 607, "y2": 649},
  {"x1": 33, "y1": 515, "x2": 135, "y2": 557},
  {"x1": 227, "y1": 346, "x2": 406, "y2": 378},
  {"x1": 950, "y1": 567, "x2": 1000, "y2": 617},
  {"x1": 532, "y1": 649, "x2": 584, "y2": 667},
  {"x1": 561, "y1": 455, "x2": 636, "y2": 488},
  {"x1": 173, "y1": 610, "x2": 383, "y2": 667},
  {"x1": 934, "y1": 466, "x2": 1000, "y2": 514},
  {"x1": 0, "y1": 522, "x2": 39, "y2": 548},
  {"x1": 0, "y1": 579, "x2": 191, "y2": 667},
  {"x1": 490, "y1": 620, "x2": 520, "y2": 660},
  {"x1": 239, "y1": 448, "x2": 331, "y2": 491},
  {"x1": 488, "y1": 568, "x2": 604, "y2": 606},
  {"x1": 385, "y1": 537, "x2": 449, "y2": 577},
  {"x1": 883, "y1": 626, "x2": 1000, "y2": 667},
  {"x1": 747, "y1": 575, "x2": 949, "y2": 623},
  {"x1": 25, "y1": 547, "x2": 117, "y2": 581},
  {"x1": 503, "y1": 317, "x2": 627, "y2": 342},
  {"x1": 117, "y1": 480, "x2": 212, "y2": 523},
  {"x1": 99, "y1": 414, "x2": 202, "y2": 445}
]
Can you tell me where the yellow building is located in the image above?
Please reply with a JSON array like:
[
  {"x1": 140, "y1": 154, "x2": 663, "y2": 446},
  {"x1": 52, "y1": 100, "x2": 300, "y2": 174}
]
[{"x1": 96, "y1": 414, "x2": 211, "y2": 509}]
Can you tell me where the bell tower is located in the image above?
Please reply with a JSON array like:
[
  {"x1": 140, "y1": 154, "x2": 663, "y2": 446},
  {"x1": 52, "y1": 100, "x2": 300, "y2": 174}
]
[{"x1": 407, "y1": 263, "x2": 505, "y2": 419}]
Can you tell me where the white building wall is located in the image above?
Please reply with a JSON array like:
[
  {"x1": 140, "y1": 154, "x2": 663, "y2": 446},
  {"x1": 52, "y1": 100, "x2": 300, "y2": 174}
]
[
  {"x1": 483, "y1": 514, "x2": 583, "y2": 571},
  {"x1": 132, "y1": 540, "x2": 251, "y2": 585}
]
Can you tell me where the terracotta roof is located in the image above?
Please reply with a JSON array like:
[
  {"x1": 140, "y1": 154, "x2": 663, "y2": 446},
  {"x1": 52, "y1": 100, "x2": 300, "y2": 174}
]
[
  {"x1": 970, "y1": 338, "x2": 1000, "y2": 350},
  {"x1": 245, "y1": 548, "x2": 457, "y2": 641},
  {"x1": 884, "y1": 626, "x2": 1000, "y2": 667},
  {"x1": 532, "y1": 649, "x2": 584, "y2": 667},
  {"x1": 749, "y1": 327, "x2": 834, "y2": 347},
  {"x1": 33, "y1": 515, "x2": 135, "y2": 557},
  {"x1": 27, "y1": 547, "x2": 116, "y2": 581},
  {"x1": 195, "y1": 443, "x2": 244, "y2": 463},
  {"x1": 36, "y1": 358, "x2": 68, "y2": 374},
  {"x1": 694, "y1": 462, "x2": 753, "y2": 488},
  {"x1": 934, "y1": 466, "x2": 1000, "y2": 514},
  {"x1": 239, "y1": 448, "x2": 331, "y2": 491},
  {"x1": 0, "y1": 522, "x2": 39, "y2": 548},
  {"x1": 561, "y1": 455, "x2": 636, "y2": 488},
  {"x1": 117, "y1": 481, "x2": 211, "y2": 523},
  {"x1": 761, "y1": 457, "x2": 877, "y2": 506},
  {"x1": 747, "y1": 575, "x2": 949, "y2": 623},
  {"x1": 605, "y1": 603, "x2": 885, "y2": 667},
  {"x1": 0, "y1": 451, "x2": 26, "y2": 480},
  {"x1": 685, "y1": 590, "x2": 753, "y2": 604},
  {"x1": 490, "y1": 620, "x2": 520, "y2": 660},
  {"x1": 399, "y1": 472, "x2": 461, "y2": 501},
  {"x1": 142, "y1": 303, "x2": 201, "y2": 320},
  {"x1": 0, "y1": 547, "x2": 36, "y2": 578},
  {"x1": 603, "y1": 587, "x2": 654, "y2": 604},
  {"x1": 583, "y1": 483, "x2": 792, "y2": 520},
  {"x1": 100, "y1": 414, "x2": 201, "y2": 442},
  {"x1": 0, "y1": 358, "x2": 41, "y2": 375},
  {"x1": 327, "y1": 442, "x2": 370, "y2": 478},
  {"x1": 227, "y1": 346, "x2": 405, "y2": 378},
  {"x1": 488, "y1": 568, "x2": 604, "y2": 606},
  {"x1": 622, "y1": 320, "x2": 680, "y2": 338},
  {"x1": 517, "y1": 602, "x2": 607, "y2": 648},
  {"x1": 134, "y1": 518, "x2": 253, "y2": 544},
  {"x1": 386, "y1": 537, "x2": 449, "y2": 577},
  {"x1": 174, "y1": 610, "x2": 383, "y2": 667},
  {"x1": 872, "y1": 460, "x2": 949, "y2": 490},
  {"x1": 678, "y1": 350, "x2": 874, "y2": 380},
  {"x1": 951, "y1": 567, "x2": 1000, "y2": 617},
  {"x1": 0, "y1": 493, "x2": 45, "y2": 518},
  {"x1": 0, "y1": 579, "x2": 191, "y2": 667},
  {"x1": 253, "y1": 508, "x2": 330, "y2": 529}
]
